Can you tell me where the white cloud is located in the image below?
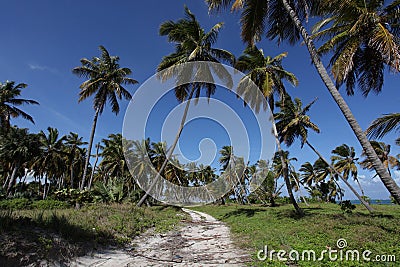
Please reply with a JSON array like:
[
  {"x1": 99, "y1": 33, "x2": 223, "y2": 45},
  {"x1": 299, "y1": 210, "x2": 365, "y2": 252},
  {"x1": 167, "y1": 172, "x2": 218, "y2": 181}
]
[{"x1": 28, "y1": 63, "x2": 57, "y2": 73}]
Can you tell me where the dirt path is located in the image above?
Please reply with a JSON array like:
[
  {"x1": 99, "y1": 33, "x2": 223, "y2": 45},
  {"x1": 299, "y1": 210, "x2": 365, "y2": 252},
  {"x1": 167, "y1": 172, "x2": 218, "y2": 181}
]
[{"x1": 71, "y1": 208, "x2": 249, "y2": 266}]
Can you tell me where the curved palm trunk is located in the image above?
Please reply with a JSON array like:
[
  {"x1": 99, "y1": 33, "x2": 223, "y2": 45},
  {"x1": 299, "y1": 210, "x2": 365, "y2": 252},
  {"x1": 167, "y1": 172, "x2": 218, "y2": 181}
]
[
  {"x1": 306, "y1": 141, "x2": 374, "y2": 213},
  {"x1": 272, "y1": 122, "x2": 304, "y2": 216},
  {"x1": 280, "y1": 0, "x2": 400, "y2": 204},
  {"x1": 137, "y1": 88, "x2": 195, "y2": 207},
  {"x1": 81, "y1": 108, "x2": 100, "y2": 190}
]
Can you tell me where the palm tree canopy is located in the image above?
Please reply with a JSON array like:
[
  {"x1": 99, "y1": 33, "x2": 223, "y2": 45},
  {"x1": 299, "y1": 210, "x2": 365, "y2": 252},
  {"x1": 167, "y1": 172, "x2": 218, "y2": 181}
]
[
  {"x1": 235, "y1": 46, "x2": 298, "y2": 113},
  {"x1": 206, "y1": 0, "x2": 312, "y2": 45},
  {"x1": 72, "y1": 45, "x2": 138, "y2": 114},
  {"x1": 157, "y1": 6, "x2": 235, "y2": 103},
  {"x1": 360, "y1": 141, "x2": 400, "y2": 170},
  {"x1": 274, "y1": 96, "x2": 320, "y2": 147},
  {"x1": 312, "y1": 0, "x2": 400, "y2": 96},
  {"x1": 331, "y1": 144, "x2": 359, "y2": 180},
  {"x1": 0, "y1": 81, "x2": 39, "y2": 128},
  {"x1": 366, "y1": 113, "x2": 400, "y2": 145}
]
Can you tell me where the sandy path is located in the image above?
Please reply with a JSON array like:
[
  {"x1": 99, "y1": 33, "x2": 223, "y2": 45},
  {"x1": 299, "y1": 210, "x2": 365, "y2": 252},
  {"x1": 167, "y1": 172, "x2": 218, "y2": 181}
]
[{"x1": 71, "y1": 208, "x2": 249, "y2": 266}]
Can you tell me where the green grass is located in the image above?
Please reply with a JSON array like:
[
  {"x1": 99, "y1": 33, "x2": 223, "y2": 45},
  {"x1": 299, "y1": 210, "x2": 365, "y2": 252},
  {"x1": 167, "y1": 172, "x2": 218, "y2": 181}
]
[
  {"x1": 192, "y1": 203, "x2": 400, "y2": 266},
  {"x1": 0, "y1": 203, "x2": 188, "y2": 265}
]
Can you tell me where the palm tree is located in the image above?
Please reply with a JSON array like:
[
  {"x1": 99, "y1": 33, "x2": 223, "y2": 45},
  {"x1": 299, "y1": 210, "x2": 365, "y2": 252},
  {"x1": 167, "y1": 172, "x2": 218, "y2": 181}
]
[
  {"x1": 275, "y1": 96, "x2": 373, "y2": 211},
  {"x1": 360, "y1": 141, "x2": 400, "y2": 176},
  {"x1": 33, "y1": 127, "x2": 66, "y2": 199},
  {"x1": 366, "y1": 113, "x2": 400, "y2": 146},
  {"x1": 234, "y1": 46, "x2": 303, "y2": 214},
  {"x1": 312, "y1": 0, "x2": 400, "y2": 96},
  {"x1": 0, "y1": 127, "x2": 40, "y2": 195},
  {"x1": 136, "y1": 6, "x2": 234, "y2": 207},
  {"x1": 0, "y1": 81, "x2": 39, "y2": 131},
  {"x1": 65, "y1": 132, "x2": 87, "y2": 189},
  {"x1": 331, "y1": 144, "x2": 365, "y2": 196},
  {"x1": 72, "y1": 45, "x2": 138, "y2": 190},
  {"x1": 219, "y1": 145, "x2": 233, "y2": 171},
  {"x1": 206, "y1": 0, "x2": 400, "y2": 204}
]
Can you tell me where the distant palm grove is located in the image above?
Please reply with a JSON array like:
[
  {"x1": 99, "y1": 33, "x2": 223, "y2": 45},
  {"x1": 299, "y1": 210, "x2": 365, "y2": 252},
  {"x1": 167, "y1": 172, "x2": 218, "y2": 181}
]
[{"x1": 1, "y1": 1, "x2": 400, "y2": 215}]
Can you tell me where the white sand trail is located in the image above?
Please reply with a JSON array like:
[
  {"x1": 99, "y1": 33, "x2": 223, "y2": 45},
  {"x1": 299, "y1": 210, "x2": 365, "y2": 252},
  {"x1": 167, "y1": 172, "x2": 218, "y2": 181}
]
[{"x1": 71, "y1": 208, "x2": 249, "y2": 266}]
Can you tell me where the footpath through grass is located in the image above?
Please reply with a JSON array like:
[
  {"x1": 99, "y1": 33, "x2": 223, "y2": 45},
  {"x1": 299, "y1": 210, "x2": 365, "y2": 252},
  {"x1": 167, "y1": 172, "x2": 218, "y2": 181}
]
[
  {"x1": 193, "y1": 203, "x2": 400, "y2": 267},
  {"x1": 0, "y1": 203, "x2": 186, "y2": 266}
]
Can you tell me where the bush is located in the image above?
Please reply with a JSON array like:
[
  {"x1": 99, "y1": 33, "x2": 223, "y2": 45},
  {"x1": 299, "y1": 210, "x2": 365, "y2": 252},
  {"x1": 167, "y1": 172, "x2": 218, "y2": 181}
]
[
  {"x1": 53, "y1": 189, "x2": 94, "y2": 206},
  {"x1": 31, "y1": 200, "x2": 70, "y2": 210},
  {"x1": 0, "y1": 198, "x2": 31, "y2": 210},
  {"x1": 339, "y1": 200, "x2": 356, "y2": 213}
]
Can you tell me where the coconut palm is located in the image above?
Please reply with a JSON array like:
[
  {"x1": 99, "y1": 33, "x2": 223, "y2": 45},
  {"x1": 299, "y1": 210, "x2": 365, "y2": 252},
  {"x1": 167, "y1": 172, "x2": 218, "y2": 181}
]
[
  {"x1": 366, "y1": 113, "x2": 400, "y2": 146},
  {"x1": 206, "y1": 0, "x2": 400, "y2": 204},
  {"x1": 219, "y1": 145, "x2": 233, "y2": 171},
  {"x1": 0, "y1": 81, "x2": 39, "y2": 131},
  {"x1": 312, "y1": 0, "x2": 400, "y2": 96},
  {"x1": 33, "y1": 127, "x2": 67, "y2": 199},
  {"x1": 234, "y1": 46, "x2": 302, "y2": 214},
  {"x1": 72, "y1": 45, "x2": 138, "y2": 189},
  {"x1": 275, "y1": 96, "x2": 373, "y2": 211},
  {"x1": 136, "y1": 6, "x2": 234, "y2": 207},
  {"x1": 0, "y1": 127, "x2": 40, "y2": 195},
  {"x1": 360, "y1": 141, "x2": 400, "y2": 176},
  {"x1": 331, "y1": 144, "x2": 365, "y2": 195}
]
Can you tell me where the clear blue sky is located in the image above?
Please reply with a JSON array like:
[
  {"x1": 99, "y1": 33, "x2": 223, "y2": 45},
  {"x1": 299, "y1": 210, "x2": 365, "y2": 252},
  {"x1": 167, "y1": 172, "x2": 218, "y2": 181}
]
[{"x1": 1, "y1": 0, "x2": 399, "y2": 199}]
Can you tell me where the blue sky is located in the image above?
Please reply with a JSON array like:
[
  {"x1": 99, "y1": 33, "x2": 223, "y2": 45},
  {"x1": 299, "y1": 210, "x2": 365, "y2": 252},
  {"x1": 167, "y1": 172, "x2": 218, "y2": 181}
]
[{"x1": 1, "y1": 0, "x2": 399, "y2": 200}]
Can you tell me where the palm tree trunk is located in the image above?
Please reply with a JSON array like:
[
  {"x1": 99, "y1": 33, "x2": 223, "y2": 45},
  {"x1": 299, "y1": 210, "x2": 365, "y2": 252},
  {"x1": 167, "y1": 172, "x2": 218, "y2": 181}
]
[
  {"x1": 88, "y1": 143, "x2": 100, "y2": 190},
  {"x1": 137, "y1": 87, "x2": 196, "y2": 207},
  {"x1": 280, "y1": 0, "x2": 400, "y2": 204},
  {"x1": 70, "y1": 164, "x2": 74, "y2": 189},
  {"x1": 305, "y1": 141, "x2": 374, "y2": 212},
  {"x1": 81, "y1": 108, "x2": 100, "y2": 190},
  {"x1": 6, "y1": 162, "x2": 20, "y2": 196},
  {"x1": 272, "y1": 122, "x2": 304, "y2": 216}
]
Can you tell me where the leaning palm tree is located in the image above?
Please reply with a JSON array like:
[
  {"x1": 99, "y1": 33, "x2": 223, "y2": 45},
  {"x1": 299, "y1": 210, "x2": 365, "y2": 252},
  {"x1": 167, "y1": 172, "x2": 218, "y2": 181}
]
[
  {"x1": 72, "y1": 46, "x2": 138, "y2": 189},
  {"x1": 235, "y1": 46, "x2": 303, "y2": 215},
  {"x1": 206, "y1": 0, "x2": 400, "y2": 204},
  {"x1": 331, "y1": 144, "x2": 365, "y2": 196},
  {"x1": 275, "y1": 96, "x2": 373, "y2": 212},
  {"x1": 136, "y1": 6, "x2": 234, "y2": 207},
  {"x1": 366, "y1": 113, "x2": 400, "y2": 146},
  {"x1": 0, "y1": 81, "x2": 39, "y2": 131}
]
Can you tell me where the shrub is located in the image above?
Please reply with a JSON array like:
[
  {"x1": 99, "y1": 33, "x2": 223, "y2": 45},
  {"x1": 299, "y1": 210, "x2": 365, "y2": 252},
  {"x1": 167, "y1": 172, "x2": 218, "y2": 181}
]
[
  {"x1": 31, "y1": 200, "x2": 70, "y2": 210},
  {"x1": 0, "y1": 198, "x2": 31, "y2": 210},
  {"x1": 339, "y1": 200, "x2": 356, "y2": 214}
]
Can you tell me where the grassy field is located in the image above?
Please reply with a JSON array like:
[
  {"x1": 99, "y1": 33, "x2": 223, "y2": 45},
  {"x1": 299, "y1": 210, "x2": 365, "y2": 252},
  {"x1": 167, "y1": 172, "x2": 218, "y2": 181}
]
[
  {"x1": 193, "y1": 203, "x2": 400, "y2": 266},
  {"x1": 0, "y1": 203, "x2": 187, "y2": 266}
]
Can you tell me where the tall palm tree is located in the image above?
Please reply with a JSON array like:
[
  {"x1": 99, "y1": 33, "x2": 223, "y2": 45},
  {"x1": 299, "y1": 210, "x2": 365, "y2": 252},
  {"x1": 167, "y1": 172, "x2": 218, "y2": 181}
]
[
  {"x1": 136, "y1": 6, "x2": 234, "y2": 207},
  {"x1": 360, "y1": 141, "x2": 400, "y2": 176},
  {"x1": 235, "y1": 46, "x2": 303, "y2": 214},
  {"x1": 312, "y1": 0, "x2": 400, "y2": 96},
  {"x1": 65, "y1": 132, "x2": 87, "y2": 188},
  {"x1": 0, "y1": 81, "x2": 39, "y2": 131},
  {"x1": 366, "y1": 113, "x2": 400, "y2": 146},
  {"x1": 331, "y1": 144, "x2": 365, "y2": 195},
  {"x1": 275, "y1": 96, "x2": 373, "y2": 211},
  {"x1": 72, "y1": 46, "x2": 138, "y2": 189},
  {"x1": 206, "y1": 0, "x2": 400, "y2": 204},
  {"x1": 219, "y1": 145, "x2": 233, "y2": 171}
]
